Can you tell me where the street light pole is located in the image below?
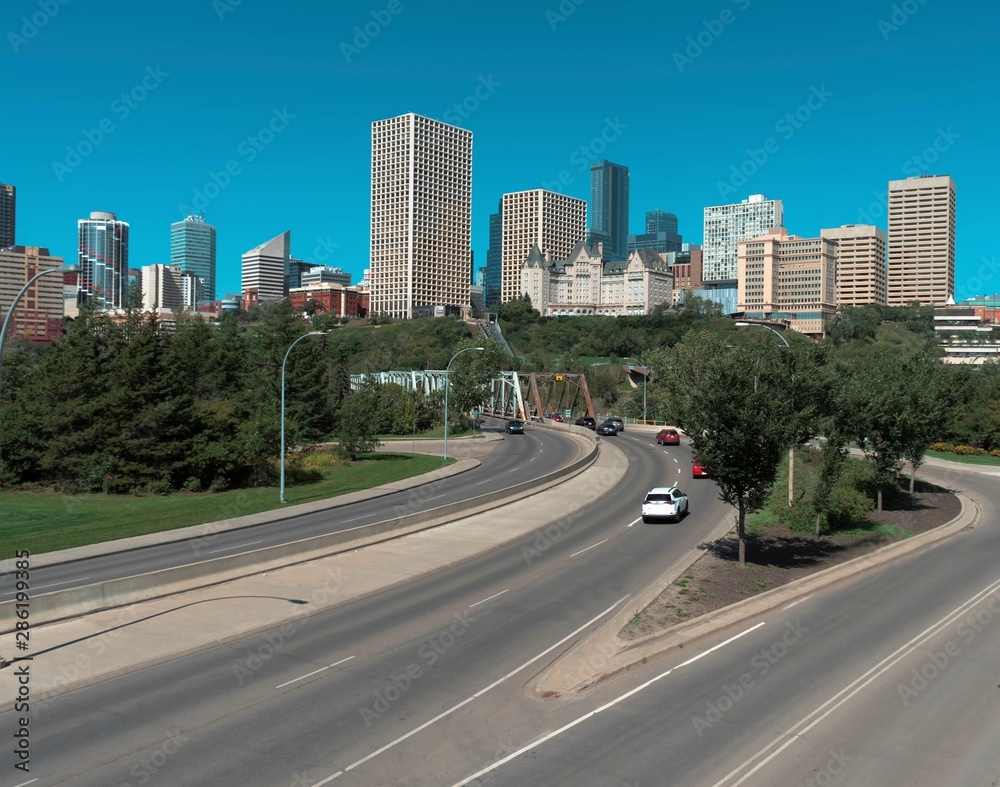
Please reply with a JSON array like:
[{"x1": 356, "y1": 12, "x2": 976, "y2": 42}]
[
  {"x1": 734, "y1": 322, "x2": 794, "y2": 504},
  {"x1": 443, "y1": 346, "x2": 484, "y2": 462},
  {"x1": 0, "y1": 264, "x2": 77, "y2": 492},
  {"x1": 280, "y1": 331, "x2": 327, "y2": 503}
]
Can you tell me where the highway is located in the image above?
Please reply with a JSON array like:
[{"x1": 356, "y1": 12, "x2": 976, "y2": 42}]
[
  {"x1": 0, "y1": 420, "x2": 583, "y2": 597},
  {"x1": 4, "y1": 430, "x2": 734, "y2": 785}
]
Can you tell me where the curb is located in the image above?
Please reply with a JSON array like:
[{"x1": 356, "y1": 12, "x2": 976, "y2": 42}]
[{"x1": 533, "y1": 487, "x2": 981, "y2": 698}]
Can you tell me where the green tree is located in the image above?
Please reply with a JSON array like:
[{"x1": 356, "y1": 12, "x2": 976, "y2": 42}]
[
  {"x1": 334, "y1": 388, "x2": 383, "y2": 459},
  {"x1": 661, "y1": 330, "x2": 798, "y2": 566},
  {"x1": 447, "y1": 339, "x2": 507, "y2": 420}
]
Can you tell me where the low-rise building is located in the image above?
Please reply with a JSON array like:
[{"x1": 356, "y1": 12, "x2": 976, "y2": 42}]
[{"x1": 289, "y1": 281, "x2": 369, "y2": 319}]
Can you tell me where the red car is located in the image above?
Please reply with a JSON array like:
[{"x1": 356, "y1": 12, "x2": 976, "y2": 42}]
[
  {"x1": 550, "y1": 414, "x2": 564, "y2": 422},
  {"x1": 692, "y1": 461, "x2": 711, "y2": 478},
  {"x1": 656, "y1": 429, "x2": 681, "y2": 446}
]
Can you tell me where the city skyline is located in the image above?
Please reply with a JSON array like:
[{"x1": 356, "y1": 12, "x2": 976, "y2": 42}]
[{"x1": 4, "y1": 0, "x2": 999, "y2": 304}]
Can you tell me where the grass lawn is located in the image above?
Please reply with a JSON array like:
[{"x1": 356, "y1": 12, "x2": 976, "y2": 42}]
[
  {"x1": 924, "y1": 449, "x2": 1000, "y2": 466},
  {"x1": 0, "y1": 451, "x2": 450, "y2": 557}
]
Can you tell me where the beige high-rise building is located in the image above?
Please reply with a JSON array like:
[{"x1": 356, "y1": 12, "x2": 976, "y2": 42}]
[
  {"x1": 738, "y1": 227, "x2": 837, "y2": 337},
  {"x1": 0, "y1": 245, "x2": 64, "y2": 343},
  {"x1": 886, "y1": 175, "x2": 956, "y2": 306},
  {"x1": 820, "y1": 224, "x2": 887, "y2": 307},
  {"x1": 370, "y1": 112, "x2": 472, "y2": 319},
  {"x1": 141, "y1": 264, "x2": 184, "y2": 311},
  {"x1": 500, "y1": 189, "x2": 586, "y2": 304},
  {"x1": 241, "y1": 230, "x2": 290, "y2": 303}
]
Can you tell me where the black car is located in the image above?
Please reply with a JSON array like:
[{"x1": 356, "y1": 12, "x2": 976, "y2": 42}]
[
  {"x1": 595, "y1": 422, "x2": 617, "y2": 436},
  {"x1": 574, "y1": 416, "x2": 597, "y2": 429},
  {"x1": 606, "y1": 417, "x2": 625, "y2": 432},
  {"x1": 505, "y1": 419, "x2": 525, "y2": 434}
]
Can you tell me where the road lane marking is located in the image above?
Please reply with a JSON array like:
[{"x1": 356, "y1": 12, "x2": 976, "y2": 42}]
[
  {"x1": 3, "y1": 578, "x2": 89, "y2": 596},
  {"x1": 782, "y1": 596, "x2": 811, "y2": 611},
  {"x1": 275, "y1": 656, "x2": 355, "y2": 689},
  {"x1": 475, "y1": 479, "x2": 492, "y2": 485},
  {"x1": 451, "y1": 622, "x2": 766, "y2": 786},
  {"x1": 469, "y1": 589, "x2": 509, "y2": 608},
  {"x1": 712, "y1": 573, "x2": 1000, "y2": 786},
  {"x1": 425, "y1": 495, "x2": 445, "y2": 501},
  {"x1": 323, "y1": 596, "x2": 629, "y2": 782},
  {"x1": 570, "y1": 539, "x2": 609, "y2": 557},
  {"x1": 627, "y1": 517, "x2": 642, "y2": 528},
  {"x1": 341, "y1": 515, "x2": 367, "y2": 523},
  {"x1": 207, "y1": 541, "x2": 262, "y2": 555}
]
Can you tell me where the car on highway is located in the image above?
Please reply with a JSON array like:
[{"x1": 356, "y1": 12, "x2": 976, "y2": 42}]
[
  {"x1": 505, "y1": 419, "x2": 525, "y2": 434},
  {"x1": 656, "y1": 428, "x2": 681, "y2": 446},
  {"x1": 606, "y1": 417, "x2": 624, "y2": 432},
  {"x1": 574, "y1": 416, "x2": 597, "y2": 429},
  {"x1": 550, "y1": 413, "x2": 564, "y2": 423},
  {"x1": 692, "y1": 460, "x2": 711, "y2": 478},
  {"x1": 595, "y1": 421, "x2": 617, "y2": 436},
  {"x1": 642, "y1": 486, "x2": 689, "y2": 523}
]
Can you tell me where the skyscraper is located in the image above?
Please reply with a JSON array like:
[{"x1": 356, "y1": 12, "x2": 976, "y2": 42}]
[
  {"x1": 485, "y1": 201, "x2": 503, "y2": 308},
  {"x1": 886, "y1": 175, "x2": 956, "y2": 306},
  {"x1": 370, "y1": 112, "x2": 473, "y2": 319},
  {"x1": 241, "y1": 231, "x2": 290, "y2": 302},
  {"x1": 589, "y1": 160, "x2": 629, "y2": 258},
  {"x1": 0, "y1": 183, "x2": 15, "y2": 248},
  {"x1": 627, "y1": 210, "x2": 682, "y2": 255},
  {"x1": 500, "y1": 189, "x2": 586, "y2": 304},
  {"x1": 703, "y1": 194, "x2": 783, "y2": 283},
  {"x1": 77, "y1": 211, "x2": 129, "y2": 309},
  {"x1": 820, "y1": 224, "x2": 887, "y2": 306},
  {"x1": 170, "y1": 214, "x2": 217, "y2": 303}
]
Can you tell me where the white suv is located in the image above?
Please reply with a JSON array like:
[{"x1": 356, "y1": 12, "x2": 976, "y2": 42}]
[{"x1": 642, "y1": 486, "x2": 689, "y2": 523}]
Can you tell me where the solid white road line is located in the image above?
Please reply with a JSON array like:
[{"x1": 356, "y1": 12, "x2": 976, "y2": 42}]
[
  {"x1": 321, "y1": 596, "x2": 629, "y2": 782},
  {"x1": 469, "y1": 589, "x2": 510, "y2": 608},
  {"x1": 711, "y1": 574, "x2": 1000, "y2": 787},
  {"x1": 451, "y1": 622, "x2": 766, "y2": 786},
  {"x1": 275, "y1": 656, "x2": 355, "y2": 689},
  {"x1": 570, "y1": 539, "x2": 609, "y2": 558},
  {"x1": 207, "y1": 541, "x2": 262, "y2": 555}
]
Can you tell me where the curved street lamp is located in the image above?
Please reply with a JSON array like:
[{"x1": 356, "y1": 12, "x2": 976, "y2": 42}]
[
  {"x1": 280, "y1": 331, "x2": 327, "y2": 503},
  {"x1": 443, "y1": 346, "x2": 485, "y2": 462},
  {"x1": 0, "y1": 263, "x2": 78, "y2": 492},
  {"x1": 734, "y1": 322, "x2": 794, "y2": 504}
]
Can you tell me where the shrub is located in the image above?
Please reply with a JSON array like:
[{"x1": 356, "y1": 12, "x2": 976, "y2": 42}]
[{"x1": 182, "y1": 476, "x2": 202, "y2": 493}]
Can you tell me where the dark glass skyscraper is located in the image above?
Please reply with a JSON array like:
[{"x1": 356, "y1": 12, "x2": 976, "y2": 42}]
[
  {"x1": 0, "y1": 183, "x2": 15, "y2": 248},
  {"x1": 627, "y1": 210, "x2": 682, "y2": 255},
  {"x1": 170, "y1": 214, "x2": 217, "y2": 303},
  {"x1": 77, "y1": 211, "x2": 129, "y2": 309},
  {"x1": 485, "y1": 200, "x2": 502, "y2": 307},
  {"x1": 589, "y1": 160, "x2": 629, "y2": 258}
]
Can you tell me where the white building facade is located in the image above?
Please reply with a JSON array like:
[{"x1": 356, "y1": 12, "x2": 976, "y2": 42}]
[
  {"x1": 521, "y1": 242, "x2": 673, "y2": 317},
  {"x1": 703, "y1": 194, "x2": 783, "y2": 283}
]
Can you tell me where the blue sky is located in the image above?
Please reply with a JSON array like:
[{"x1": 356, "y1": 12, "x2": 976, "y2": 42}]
[{"x1": 3, "y1": 0, "x2": 999, "y2": 301}]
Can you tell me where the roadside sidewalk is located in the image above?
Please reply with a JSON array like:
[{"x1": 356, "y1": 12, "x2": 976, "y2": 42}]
[{"x1": 0, "y1": 436, "x2": 628, "y2": 710}]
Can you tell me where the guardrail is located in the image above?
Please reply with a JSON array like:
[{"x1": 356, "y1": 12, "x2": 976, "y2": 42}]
[{"x1": 0, "y1": 425, "x2": 598, "y2": 632}]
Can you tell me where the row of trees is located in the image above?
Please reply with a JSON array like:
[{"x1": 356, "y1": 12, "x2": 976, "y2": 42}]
[
  {"x1": 0, "y1": 304, "x2": 508, "y2": 494},
  {"x1": 649, "y1": 329, "x2": 958, "y2": 565}
]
